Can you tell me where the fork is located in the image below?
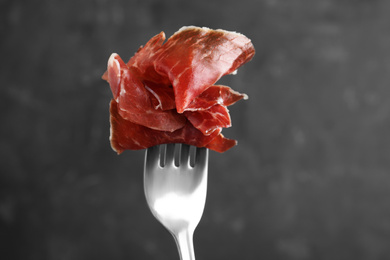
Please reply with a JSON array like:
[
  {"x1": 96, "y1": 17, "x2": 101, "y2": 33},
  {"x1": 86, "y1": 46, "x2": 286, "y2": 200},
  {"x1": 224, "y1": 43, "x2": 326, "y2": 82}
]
[{"x1": 144, "y1": 143, "x2": 209, "y2": 260}]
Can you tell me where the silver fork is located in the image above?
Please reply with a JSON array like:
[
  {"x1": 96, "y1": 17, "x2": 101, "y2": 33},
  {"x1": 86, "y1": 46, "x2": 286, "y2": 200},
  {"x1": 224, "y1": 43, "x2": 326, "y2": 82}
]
[{"x1": 144, "y1": 143, "x2": 209, "y2": 260}]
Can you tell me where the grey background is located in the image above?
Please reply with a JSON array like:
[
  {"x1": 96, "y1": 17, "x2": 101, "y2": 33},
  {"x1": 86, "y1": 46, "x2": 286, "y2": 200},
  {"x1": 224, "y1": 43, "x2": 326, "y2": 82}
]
[{"x1": 2, "y1": 0, "x2": 390, "y2": 259}]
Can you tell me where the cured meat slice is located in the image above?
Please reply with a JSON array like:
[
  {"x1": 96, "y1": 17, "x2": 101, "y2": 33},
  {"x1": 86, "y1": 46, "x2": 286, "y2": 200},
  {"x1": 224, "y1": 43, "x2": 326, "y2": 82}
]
[
  {"x1": 127, "y1": 32, "x2": 170, "y2": 86},
  {"x1": 185, "y1": 85, "x2": 248, "y2": 111},
  {"x1": 204, "y1": 133, "x2": 237, "y2": 153},
  {"x1": 103, "y1": 26, "x2": 255, "y2": 153},
  {"x1": 154, "y1": 26, "x2": 255, "y2": 113},
  {"x1": 110, "y1": 100, "x2": 224, "y2": 152},
  {"x1": 107, "y1": 53, "x2": 186, "y2": 132},
  {"x1": 144, "y1": 81, "x2": 176, "y2": 111},
  {"x1": 184, "y1": 105, "x2": 231, "y2": 135}
]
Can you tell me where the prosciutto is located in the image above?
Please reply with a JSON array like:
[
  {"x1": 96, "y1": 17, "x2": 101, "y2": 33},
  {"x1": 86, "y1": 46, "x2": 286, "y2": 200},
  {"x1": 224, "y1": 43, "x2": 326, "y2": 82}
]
[{"x1": 103, "y1": 26, "x2": 255, "y2": 153}]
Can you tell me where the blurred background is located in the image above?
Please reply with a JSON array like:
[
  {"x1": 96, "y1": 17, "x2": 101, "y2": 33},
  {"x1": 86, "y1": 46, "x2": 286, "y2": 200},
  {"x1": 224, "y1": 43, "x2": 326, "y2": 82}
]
[{"x1": 1, "y1": 0, "x2": 390, "y2": 259}]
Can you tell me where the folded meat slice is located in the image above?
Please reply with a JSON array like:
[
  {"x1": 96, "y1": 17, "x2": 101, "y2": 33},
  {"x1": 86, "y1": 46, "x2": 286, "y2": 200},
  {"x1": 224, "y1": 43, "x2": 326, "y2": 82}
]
[
  {"x1": 107, "y1": 53, "x2": 186, "y2": 132},
  {"x1": 184, "y1": 105, "x2": 231, "y2": 135},
  {"x1": 154, "y1": 26, "x2": 255, "y2": 113},
  {"x1": 110, "y1": 100, "x2": 235, "y2": 153},
  {"x1": 185, "y1": 85, "x2": 248, "y2": 111},
  {"x1": 127, "y1": 32, "x2": 170, "y2": 87},
  {"x1": 204, "y1": 133, "x2": 237, "y2": 153},
  {"x1": 144, "y1": 81, "x2": 176, "y2": 111},
  {"x1": 182, "y1": 85, "x2": 247, "y2": 135}
]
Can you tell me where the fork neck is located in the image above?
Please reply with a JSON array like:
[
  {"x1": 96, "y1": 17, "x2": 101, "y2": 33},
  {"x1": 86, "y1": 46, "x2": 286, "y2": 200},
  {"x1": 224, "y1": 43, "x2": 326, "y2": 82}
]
[{"x1": 173, "y1": 229, "x2": 196, "y2": 260}]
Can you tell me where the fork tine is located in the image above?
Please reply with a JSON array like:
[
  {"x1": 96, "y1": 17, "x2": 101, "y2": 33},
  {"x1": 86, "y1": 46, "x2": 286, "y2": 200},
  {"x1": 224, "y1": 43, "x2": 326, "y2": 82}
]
[
  {"x1": 195, "y1": 147, "x2": 209, "y2": 166},
  {"x1": 145, "y1": 145, "x2": 161, "y2": 166},
  {"x1": 164, "y1": 143, "x2": 176, "y2": 166},
  {"x1": 180, "y1": 144, "x2": 191, "y2": 166}
]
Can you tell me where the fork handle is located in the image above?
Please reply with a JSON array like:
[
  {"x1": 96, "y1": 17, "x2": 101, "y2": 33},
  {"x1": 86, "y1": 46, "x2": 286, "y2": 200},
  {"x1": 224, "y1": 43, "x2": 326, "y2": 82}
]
[{"x1": 173, "y1": 229, "x2": 195, "y2": 260}]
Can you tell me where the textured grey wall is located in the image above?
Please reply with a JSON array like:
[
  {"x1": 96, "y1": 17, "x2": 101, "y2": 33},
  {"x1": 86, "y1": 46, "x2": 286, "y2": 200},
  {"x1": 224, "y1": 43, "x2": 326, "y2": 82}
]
[{"x1": 2, "y1": 0, "x2": 390, "y2": 259}]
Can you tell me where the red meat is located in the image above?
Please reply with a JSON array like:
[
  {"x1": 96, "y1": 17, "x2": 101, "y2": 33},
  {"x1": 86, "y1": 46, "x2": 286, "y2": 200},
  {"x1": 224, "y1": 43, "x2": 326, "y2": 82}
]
[
  {"x1": 110, "y1": 100, "x2": 235, "y2": 153},
  {"x1": 103, "y1": 26, "x2": 255, "y2": 153},
  {"x1": 154, "y1": 26, "x2": 255, "y2": 113},
  {"x1": 185, "y1": 85, "x2": 248, "y2": 111},
  {"x1": 106, "y1": 54, "x2": 186, "y2": 132},
  {"x1": 184, "y1": 105, "x2": 231, "y2": 136}
]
